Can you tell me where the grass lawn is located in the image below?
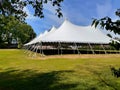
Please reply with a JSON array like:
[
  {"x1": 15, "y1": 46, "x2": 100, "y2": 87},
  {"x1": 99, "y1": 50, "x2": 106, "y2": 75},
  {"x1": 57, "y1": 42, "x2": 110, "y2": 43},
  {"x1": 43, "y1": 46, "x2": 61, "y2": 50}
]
[{"x1": 0, "y1": 49, "x2": 120, "y2": 90}]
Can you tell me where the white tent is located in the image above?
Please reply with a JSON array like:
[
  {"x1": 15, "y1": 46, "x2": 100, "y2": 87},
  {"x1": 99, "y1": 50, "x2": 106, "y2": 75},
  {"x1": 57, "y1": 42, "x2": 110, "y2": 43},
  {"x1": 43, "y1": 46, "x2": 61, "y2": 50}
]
[
  {"x1": 24, "y1": 26, "x2": 56, "y2": 46},
  {"x1": 38, "y1": 26, "x2": 57, "y2": 42},
  {"x1": 24, "y1": 20, "x2": 120, "y2": 55},
  {"x1": 41, "y1": 20, "x2": 112, "y2": 44},
  {"x1": 24, "y1": 34, "x2": 43, "y2": 46},
  {"x1": 31, "y1": 30, "x2": 48, "y2": 44}
]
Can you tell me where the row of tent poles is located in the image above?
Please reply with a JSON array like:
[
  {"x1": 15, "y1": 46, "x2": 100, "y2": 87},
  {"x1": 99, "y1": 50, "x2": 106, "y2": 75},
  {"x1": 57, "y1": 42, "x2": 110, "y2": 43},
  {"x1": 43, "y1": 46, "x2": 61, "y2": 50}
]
[{"x1": 23, "y1": 42, "x2": 120, "y2": 57}]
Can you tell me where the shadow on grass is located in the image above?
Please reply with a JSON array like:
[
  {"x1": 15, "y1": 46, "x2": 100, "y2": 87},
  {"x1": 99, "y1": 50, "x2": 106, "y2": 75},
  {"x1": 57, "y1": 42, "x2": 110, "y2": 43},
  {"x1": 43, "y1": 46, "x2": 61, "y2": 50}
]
[
  {"x1": 0, "y1": 68, "x2": 78, "y2": 90},
  {"x1": 88, "y1": 68, "x2": 120, "y2": 90}
]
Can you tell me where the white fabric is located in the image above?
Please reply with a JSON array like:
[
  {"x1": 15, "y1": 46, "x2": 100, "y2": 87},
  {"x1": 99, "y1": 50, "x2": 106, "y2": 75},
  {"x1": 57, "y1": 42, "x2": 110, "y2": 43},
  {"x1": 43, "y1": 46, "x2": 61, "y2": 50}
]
[
  {"x1": 24, "y1": 31, "x2": 47, "y2": 46},
  {"x1": 111, "y1": 38, "x2": 120, "y2": 44},
  {"x1": 25, "y1": 20, "x2": 112, "y2": 46},
  {"x1": 41, "y1": 20, "x2": 111, "y2": 44},
  {"x1": 37, "y1": 26, "x2": 57, "y2": 42},
  {"x1": 24, "y1": 26, "x2": 56, "y2": 45}
]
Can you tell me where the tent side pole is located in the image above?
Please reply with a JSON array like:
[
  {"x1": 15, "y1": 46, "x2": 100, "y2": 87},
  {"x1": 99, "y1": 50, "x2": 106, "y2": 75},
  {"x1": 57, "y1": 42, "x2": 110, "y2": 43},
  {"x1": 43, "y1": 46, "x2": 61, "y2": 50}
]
[
  {"x1": 59, "y1": 42, "x2": 62, "y2": 55},
  {"x1": 58, "y1": 42, "x2": 60, "y2": 55},
  {"x1": 40, "y1": 42, "x2": 44, "y2": 56},
  {"x1": 28, "y1": 44, "x2": 33, "y2": 56},
  {"x1": 119, "y1": 48, "x2": 120, "y2": 54},
  {"x1": 23, "y1": 46, "x2": 27, "y2": 53},
  {"x1": 74, "y1": 43, "x2": 80, "y2": 55},
  {"x1": 40, "y1": 42, "x2": 42, "y2": 54},
  {"x1": 24, "y1": 45, "x2": 31, "y2": 54},
  {"x1": 26, "y1": 45, "x2": 33, "y2": 55},
  {"x1": 101, "y1": 44, "x2": 107, "y2": 54},
  {"x1": 73, "y1": 43, "x2": 75, "y2": 54},
  {"x1": 88, "y1": 43, "x2": 95, "y2": 54},
  {"x1": 110, "y1": 46, "x2": 111, "y2": 54},
  {"x1": 22, "y1": 45, "x2": 27, "y2": 53},
  {"x1": 113, "y1": 46, "x2": 118, "y2": 54},
  {"x1": 24, "y1": 45, "x2": 28, "y2": 53},
  {"x1": 29, "y1": 44, "x2": 36, "y2": 57},
  {"x1": 87, "y1": 44, "x2": 89, "y2": 54},
  {"x1": 33, "y1": 43, "x2": 39, "y2": 57},
  {"x1": 99, "y1": 45, "x2": 100, "y2": 54}
]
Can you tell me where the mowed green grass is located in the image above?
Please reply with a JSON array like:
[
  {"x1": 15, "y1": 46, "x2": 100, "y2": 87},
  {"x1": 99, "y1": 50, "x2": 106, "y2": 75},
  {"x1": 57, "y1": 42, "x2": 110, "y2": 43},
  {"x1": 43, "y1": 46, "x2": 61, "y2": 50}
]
[{"x1": 0, "y1": 49, "x2": 120, "y2": 90}]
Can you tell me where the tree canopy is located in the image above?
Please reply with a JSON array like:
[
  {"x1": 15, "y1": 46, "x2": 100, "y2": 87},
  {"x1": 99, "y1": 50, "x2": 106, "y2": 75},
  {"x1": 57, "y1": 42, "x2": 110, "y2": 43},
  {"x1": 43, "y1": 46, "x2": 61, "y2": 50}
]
[
  {"x1": 0, "y1": 15, "x2": 36, "y2": 48},
  {"x1": 0, "y1": 0, "x2": 64, "y2": 48},
  {"x1": 91, "y1": 9, "x2": 120, "y2": 35},
  {"x1": 91, "y1": 9, "x2": 120, "y2": 50},
  {"x1": 0, "y1": 0, "x2": 64, "y2": 21}
]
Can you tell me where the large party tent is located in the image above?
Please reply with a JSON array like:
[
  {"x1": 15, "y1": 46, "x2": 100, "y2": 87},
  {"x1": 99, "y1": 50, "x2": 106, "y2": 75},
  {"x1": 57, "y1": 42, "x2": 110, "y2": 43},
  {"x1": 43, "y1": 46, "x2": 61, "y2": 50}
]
[
  {"x1": 41, "y1": 20, "x2": 111, "y2": 44},
  {"x1": 25, "y1": 20, "x2": 118, "y2": 55}
]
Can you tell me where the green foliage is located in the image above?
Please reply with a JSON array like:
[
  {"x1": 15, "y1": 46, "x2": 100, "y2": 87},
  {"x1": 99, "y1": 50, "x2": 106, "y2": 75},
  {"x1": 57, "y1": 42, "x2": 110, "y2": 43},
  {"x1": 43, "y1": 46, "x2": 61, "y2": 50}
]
[
  {"x1": 92, "y1": 9, "x2": 120, "y2": 34},
  {"x1": 0, "y1": 15, "x2": 36, "y2": 48},
  {"x1": 110, "y1": 41, "x2": 120, "y2": 50},
  {"x1": 17, "y1": 39, "x2": 22, "y2": 49},
  {"x1": 0, "y1": 0, "x2": 64, "y2": 48},
  {"x1": 0, "y1": 0, "x2": 63, "y2": 21},
  {"x1": 115, "y1": 9, "x2": 120, "y2": 17},
  {"x1": 110, "y1": 66, "x2": 120, "y2": 78}
]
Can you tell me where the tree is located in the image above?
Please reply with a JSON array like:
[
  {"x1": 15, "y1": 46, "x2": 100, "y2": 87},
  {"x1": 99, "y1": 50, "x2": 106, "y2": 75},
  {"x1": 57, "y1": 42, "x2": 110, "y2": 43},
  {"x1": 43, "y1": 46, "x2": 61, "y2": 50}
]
[
  {"x1": 91, "y1": 9, "x2": 120, "y2": 35},
  {"x1": 0, "y1": 0, "x2": 63, "y2": 21},
  {"x1": 0, "y1": 15, "x2": 36, "y2": 48}
]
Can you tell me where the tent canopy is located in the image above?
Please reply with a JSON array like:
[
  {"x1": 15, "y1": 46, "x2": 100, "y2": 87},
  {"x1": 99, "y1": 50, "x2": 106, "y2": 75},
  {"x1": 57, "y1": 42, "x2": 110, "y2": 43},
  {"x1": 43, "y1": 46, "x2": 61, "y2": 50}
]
[
  {"x1": 24, "y1": 26, "x2": 56, "y2": 45},
  {"x1": 25, "y1": 20, "x2": 113, "y2": 46},
  {"x1": 41, "y1": 20, "x2": 112, "y2": 44}
]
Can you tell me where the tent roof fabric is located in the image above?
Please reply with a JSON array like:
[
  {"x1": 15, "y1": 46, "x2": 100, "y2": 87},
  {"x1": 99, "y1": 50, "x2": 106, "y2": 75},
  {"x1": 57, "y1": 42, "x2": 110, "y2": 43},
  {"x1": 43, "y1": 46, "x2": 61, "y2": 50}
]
[
  {"x1": 24, "y1": 26, "x2": 56, "y2": 46},
  {"x1": 41, "y1": 20, "x2": 112, "y2": 44},
  {"x1": 25, "y1": 20, "x2": 113, "y2": 46}
]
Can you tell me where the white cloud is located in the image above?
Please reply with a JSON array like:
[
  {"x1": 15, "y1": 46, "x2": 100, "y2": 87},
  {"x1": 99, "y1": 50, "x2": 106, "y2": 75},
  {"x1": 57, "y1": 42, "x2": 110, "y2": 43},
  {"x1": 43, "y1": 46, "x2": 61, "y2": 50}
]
[{"x1": 24, "y1": 1, "x2": 64, "y2": 27}]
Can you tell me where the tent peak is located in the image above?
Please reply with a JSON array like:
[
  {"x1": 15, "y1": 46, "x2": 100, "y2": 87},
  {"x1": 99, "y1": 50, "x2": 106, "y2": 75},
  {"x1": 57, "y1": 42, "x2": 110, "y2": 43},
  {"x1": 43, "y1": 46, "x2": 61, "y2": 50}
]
[
  {"x1": 52, "y1": 26, "x2": 56, "y2": 29},
  {"x1": 50, "y1": 26, "x2": 57, "y2": 32},
  {"x1": 62, "y1": 19, "x2": 73, "y2": 26}
]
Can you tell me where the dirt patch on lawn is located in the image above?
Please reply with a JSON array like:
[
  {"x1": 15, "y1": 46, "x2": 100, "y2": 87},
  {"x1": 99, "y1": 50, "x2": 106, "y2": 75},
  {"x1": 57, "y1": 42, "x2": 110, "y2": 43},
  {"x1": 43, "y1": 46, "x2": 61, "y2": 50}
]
[{"x1": 33, "y1": 54, "x2": 120, "y2": 60}]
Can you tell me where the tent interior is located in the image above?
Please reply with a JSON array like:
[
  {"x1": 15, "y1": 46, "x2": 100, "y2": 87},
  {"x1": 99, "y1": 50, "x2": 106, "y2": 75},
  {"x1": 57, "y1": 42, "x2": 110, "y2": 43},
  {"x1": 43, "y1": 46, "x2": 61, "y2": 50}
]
[{"x1": 24, "y1": 20, "x2": 120, "y2": 56}]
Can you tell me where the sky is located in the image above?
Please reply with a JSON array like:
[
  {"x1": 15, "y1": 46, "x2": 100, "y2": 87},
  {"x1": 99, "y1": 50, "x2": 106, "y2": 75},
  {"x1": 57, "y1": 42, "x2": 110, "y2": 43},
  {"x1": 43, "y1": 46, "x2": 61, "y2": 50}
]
[{"x1": 24, "y1": 0, "x2": 120, "y2": 37}]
